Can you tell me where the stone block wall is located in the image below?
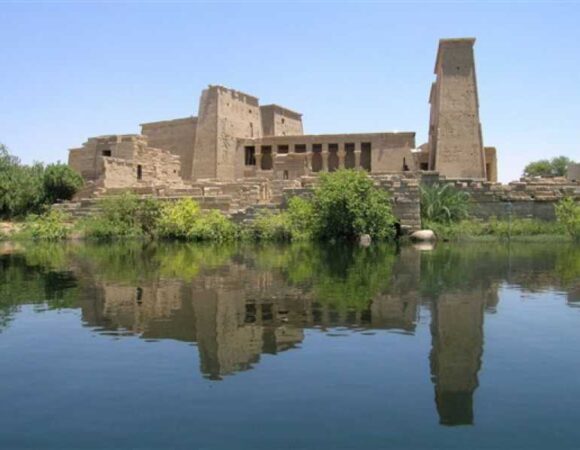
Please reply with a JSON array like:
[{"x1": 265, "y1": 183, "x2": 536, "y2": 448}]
[
  {"x1": 426, "y1": 175, "x2": 579, "y2": 221},
  {"x1": 260, "y1": 104, "x2": 304, "y2": 137},
  {"x1": 568, "y1": 163, "x2": 580, "y2": 182},
  {"x1": 141, "y1": 117, "x2": 197, "y2": 181}
]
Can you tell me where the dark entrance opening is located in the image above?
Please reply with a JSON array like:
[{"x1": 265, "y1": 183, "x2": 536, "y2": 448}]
[
  {"x1": 261, "y1": 146, "x2": 273, "y2": 170},
  {"x1": 244, "y1": 146, "x2": 256, "y2": 166},
  {"x1": 361, "y1": 142, "x2": 371, "y2": 171},
  {"x1": 328, "y1": 144, "x2": 339, "y2": 172},
  {"x1": 137, "y1": 164, "x2": 143, "y2": 180},
  {"x1": 312, "y1": 144, "x2": 322, "y2": 172},
  {"x1": 345, "y1": 143, "x2": 355, "y2": 169},
  {"x1": 102, "y1": 150, "x2": 111, "y2": 157}
]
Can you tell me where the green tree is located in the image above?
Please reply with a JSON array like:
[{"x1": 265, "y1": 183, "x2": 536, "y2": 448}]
[
  {"x1": 312, "y1": 170, "x2": 396, "y2": 241},
  {"x1": 524, "y1": 156, "x2": 574, "y2": 177},
  {"x1": 43, "y1": 163, "x2": 84, "y2": 203},
  {"x1": 0, "y1": 144, "x2": 46, "y2": 218}
]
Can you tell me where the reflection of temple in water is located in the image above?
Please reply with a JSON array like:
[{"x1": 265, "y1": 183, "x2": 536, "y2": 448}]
[
  {"x1": 79, "y1": 247, "x2": 423, "y2": 380},
  {"x1": 70, "y1": 243, "x2": 577, "y2": 425},
  {"x1": 428, "y1": 268, "x2": 499, "y2": 425}
]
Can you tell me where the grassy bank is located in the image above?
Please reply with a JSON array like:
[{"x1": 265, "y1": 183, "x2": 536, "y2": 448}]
[
  {"x1": 424, "y1": 218, "x2": 571, "y2": 242},
  {"x1": 419, "y1": 184, "x2": 579, "y2": 243}
]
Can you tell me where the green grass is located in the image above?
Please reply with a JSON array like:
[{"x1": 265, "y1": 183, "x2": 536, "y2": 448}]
[{"x1": 425, "y1": 217, "x2": 570, "y2": 242}]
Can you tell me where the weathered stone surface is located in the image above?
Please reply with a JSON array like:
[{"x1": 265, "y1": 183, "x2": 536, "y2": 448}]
[{"x1": 427, "y1": 38, "x2": 487, "y2": 180}]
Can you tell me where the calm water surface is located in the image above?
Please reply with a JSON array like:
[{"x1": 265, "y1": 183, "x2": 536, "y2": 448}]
[{"x1": 0, "y1": 241, "x2": 579, "y2": 450}]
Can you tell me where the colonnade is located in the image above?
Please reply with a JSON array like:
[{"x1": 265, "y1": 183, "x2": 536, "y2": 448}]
[{"x1": 251, "y1": 141, "x2": 370, "y2": 172}]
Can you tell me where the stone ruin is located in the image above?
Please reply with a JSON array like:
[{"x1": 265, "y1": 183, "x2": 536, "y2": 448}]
[{"x1": 63, "y1": 38, "x2": 578, "y2": 230}]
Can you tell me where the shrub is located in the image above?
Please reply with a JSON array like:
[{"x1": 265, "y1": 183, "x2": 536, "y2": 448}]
[
  {"x1": 157, "y1": 198, "x2": 237, "y2": 241},
  {"x1": 157, "y1": 198, "x2": 201, "y2": 239},
  {"x1": 43, "y1": 163, "x2": 84, "y2": 203},
  {"x1": 286, "y1": 196, "x2": 316, "y2": 240},
  {"x1": 82, "y1": 193, "x2": 162, "y2": 240},
  {"x1": 555, "y1": 197, "x2": 580, "y2": 241},
  {"x1": 312, "y1": 170, "x2": 396, "y2": 241},
  {"x1": 250, "y1": 211, "x2": 293, "y2": 241},
  {"x1": 248, "y1": 171, "x2": 396, "y2": 242},
  {"x1": 420, "y1": 183, "x2": 470, "y2": 225},
  {"x1": 189, "y1": 210, "x2": 238, "y2": 242},
  {"x1": 21, "y1": 210, "x2": 71, "y2": 241}
]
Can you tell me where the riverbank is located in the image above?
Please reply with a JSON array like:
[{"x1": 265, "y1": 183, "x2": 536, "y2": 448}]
[
  {"x1": 2, "y1": 172, "x2": 578, "y2": 244},
  {"x1": 1, "y1": 218, "x2": 576, "y2": 244}
]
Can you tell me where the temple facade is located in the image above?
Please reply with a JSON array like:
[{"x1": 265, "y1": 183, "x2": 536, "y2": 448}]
[{"x1": 68, "y1": 38, "x2": 498, "y2": 197}]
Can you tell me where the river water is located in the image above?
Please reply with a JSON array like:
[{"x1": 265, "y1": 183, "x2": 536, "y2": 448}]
[{"x1": 0, "y1": 241, "x2": 579, "y2": 449}]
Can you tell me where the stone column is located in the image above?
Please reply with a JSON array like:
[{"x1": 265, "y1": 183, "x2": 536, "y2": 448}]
[
  {"x1": 306, "y1": 143, "x2": 313, "y2": 174},
  {"x1": 321, "y1": 143, "x2": 329, "y2": 172},
  {"x1": 354, "y1": 142, "x2": 362, "y2": 169},
  {"x1": 255, "y1": 147, "x2": 262, "y2": 171},
  {"x1": 338, "y1": 143, "x2": 346, "y2": 169},
  {"x1": 270, "y1": 143, "x2": 277, "y2": 171}
]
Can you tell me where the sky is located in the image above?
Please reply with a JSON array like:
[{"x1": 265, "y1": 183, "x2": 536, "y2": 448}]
[{"x1": 1, "y1": 1, "x2": 579, "y2": 182}]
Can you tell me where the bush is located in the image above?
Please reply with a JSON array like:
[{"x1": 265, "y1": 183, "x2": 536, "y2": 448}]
[
  {"x1": 189, "y1": 210, "x2": 238, "y2": 242},
  {"x1": 250, "y1": 211, "x2": 293, "y2": 241},
  {"x1": 82, "y1": 193, "x2": 162, "y2": 240},
  {"x1": 555, "y1": 197, "x2": 580, "y2": 241},
  {"x1": 21, "y1": 210, "x2": 71, "y2": 241},
  {"x1": 157, "y1": 198, "x2": 201, "y2": 239},
  {"x1": 248, "y1": 171, "x2": 396, "y2": 242},
  {"x1": 43, "y1": 163, "x2": 84, "y2": 203},
  {"x1": 0, "y1": 145, "x2": 46, "y2": 218},
  {"x1": 157, "y1": 198, "x2": 237, "y2": 242},
  {"x1": 312, "y1": 170, "x2": 396, "y2": 241},
  {"x1": 421, "y1": 183, "x2": 470, "y2": 225},
  {"x1": 286, "y1": 196, "x2": 315, "y2": 240}
]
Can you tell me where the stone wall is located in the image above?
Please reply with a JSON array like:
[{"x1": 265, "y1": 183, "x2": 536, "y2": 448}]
[
  {"x1": 141, "y1": 117, "x2": 197, "y2": 181},
  {"x1": 193, "y1": 86, "x2": 263, "y2": 181},
  {"x1": 260, "y1": 104, "x2": 304, "y2": 137},
  {"x1": 426, "y1": 174, "x2": 579, "y2": 221},
  {"x1": 70, "y1": 135, "x2": 186, "y2": 198},
  {"x1": 568, "y1": 163, "x2": 580, "y2": 182}
]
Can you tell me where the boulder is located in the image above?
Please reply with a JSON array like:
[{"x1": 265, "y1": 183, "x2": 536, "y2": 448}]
[
  {"x1": 359, "y1": 234, "x2": 372, "y2": 247},
  {"x1": 410, "y1": 229, "x2": 436, "y2": 242}
]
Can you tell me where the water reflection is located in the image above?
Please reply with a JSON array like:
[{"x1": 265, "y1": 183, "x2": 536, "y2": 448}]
[{"x1": 1, "y1": 241, "x2": 578, "y2": 426}]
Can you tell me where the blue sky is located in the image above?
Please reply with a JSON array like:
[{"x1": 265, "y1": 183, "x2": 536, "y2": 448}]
[{"x1": 1, "y1": 1, "x2": 579, "y2": 182}]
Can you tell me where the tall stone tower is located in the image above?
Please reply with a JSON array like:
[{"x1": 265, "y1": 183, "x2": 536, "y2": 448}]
[
  {"x1": 192, "y1": 86, "x2": 262, "y2": 180},
  {"x1": 428, "y1": 38, "x2": 486, "y2": 179}
]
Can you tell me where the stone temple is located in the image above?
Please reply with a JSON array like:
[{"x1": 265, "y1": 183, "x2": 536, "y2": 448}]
[{"x1": 68, "y1": 38, "x2": 498, "y2": 198}]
